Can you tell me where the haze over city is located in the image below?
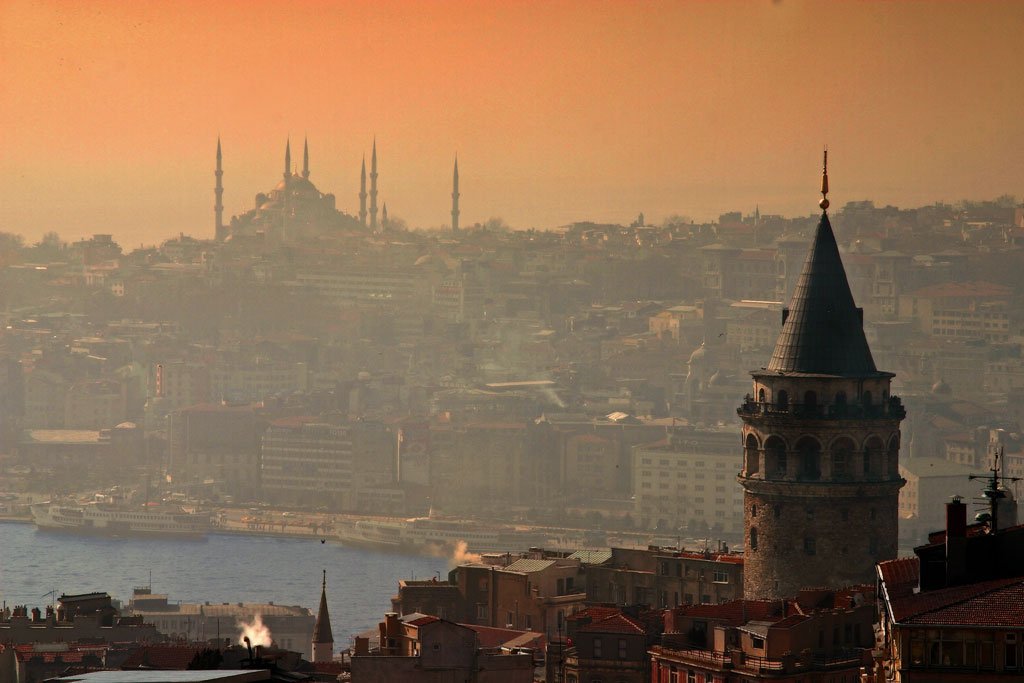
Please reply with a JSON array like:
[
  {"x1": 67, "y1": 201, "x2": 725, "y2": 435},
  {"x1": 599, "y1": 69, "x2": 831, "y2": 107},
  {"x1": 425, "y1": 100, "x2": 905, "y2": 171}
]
[
  {"x1": 3, "y1": 0, "x2": 1024, "y2": 244},
  {"x1": 4, "y1": 2, "x2": 1024, "y2": 682}
]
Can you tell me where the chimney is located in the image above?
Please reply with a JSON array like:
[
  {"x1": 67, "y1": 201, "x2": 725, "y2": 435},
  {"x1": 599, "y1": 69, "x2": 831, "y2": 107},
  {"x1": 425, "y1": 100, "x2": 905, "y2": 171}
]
[
  {"x1": 946, "y1": 496, "x2": 968, "y2": 586},
  {"x1": 31, "y1": 607, "x2": 42, "y2": 623}
]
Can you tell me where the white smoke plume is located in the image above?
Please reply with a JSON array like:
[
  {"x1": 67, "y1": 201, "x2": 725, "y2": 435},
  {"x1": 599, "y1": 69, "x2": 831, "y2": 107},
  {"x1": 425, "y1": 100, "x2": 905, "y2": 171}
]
[
  {"x1": 237, "y1": 614, "x2": 272, "y2": 648},
  {"x1": 450, "y1": 540, "x2": 482, "y2": 567}
]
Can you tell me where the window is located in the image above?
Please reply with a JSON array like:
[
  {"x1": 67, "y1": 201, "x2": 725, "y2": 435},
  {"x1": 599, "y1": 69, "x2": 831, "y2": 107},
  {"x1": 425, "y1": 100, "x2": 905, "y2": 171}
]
[
  {"x1": 750, "y1": 527, "x2": 758, "y2": 550},
  {"x1": 618, "y1": 638, "x2": 627, "y2": 659},
  {"x1": 593, "y1": 637, "x2": 603, "y2": 658},
  {"x1": 477, "y1": 605, "x2": 487, "y2": 620},
  {"x1": 713, "y1": 571, "x2": 729, "y2": 584},
  {"x1": 752, "y1": 636, "x2": 765, "y2": 649}
]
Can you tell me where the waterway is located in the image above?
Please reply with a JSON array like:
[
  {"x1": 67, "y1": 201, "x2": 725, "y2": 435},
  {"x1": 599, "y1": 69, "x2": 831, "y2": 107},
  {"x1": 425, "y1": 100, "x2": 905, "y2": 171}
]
[{"x1": 0, "y1": 521, "x2": 448, "y2": 645}]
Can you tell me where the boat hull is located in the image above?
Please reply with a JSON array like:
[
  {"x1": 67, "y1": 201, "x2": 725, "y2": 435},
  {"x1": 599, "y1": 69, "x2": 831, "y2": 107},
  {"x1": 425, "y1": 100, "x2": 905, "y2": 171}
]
[{"x1": 31, "y1": 503, "x2": 211, "y2": 538}]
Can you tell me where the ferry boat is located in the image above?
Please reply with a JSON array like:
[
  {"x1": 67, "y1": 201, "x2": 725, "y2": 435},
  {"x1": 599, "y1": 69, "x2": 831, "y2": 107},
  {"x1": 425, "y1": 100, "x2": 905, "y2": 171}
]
[
  {"x1": 30, "y1": 500, "x2": 212, "y2": 537},
  {"x1": 338, "y1": 517, "x2": 548, "y2": 555}
]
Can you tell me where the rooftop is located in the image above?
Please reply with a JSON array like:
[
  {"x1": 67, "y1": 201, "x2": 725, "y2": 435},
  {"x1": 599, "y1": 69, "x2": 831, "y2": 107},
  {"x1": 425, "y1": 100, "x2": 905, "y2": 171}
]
[{"x1": 50, "y1": 672, "x2": 270, "y2": 683}]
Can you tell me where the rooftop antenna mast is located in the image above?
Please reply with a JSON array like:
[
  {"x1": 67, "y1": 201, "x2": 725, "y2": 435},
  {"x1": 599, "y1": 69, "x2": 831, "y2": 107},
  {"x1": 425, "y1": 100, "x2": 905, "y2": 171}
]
[{"x1": 969, "y1": 446, "x2": 1022, "y2": 533}]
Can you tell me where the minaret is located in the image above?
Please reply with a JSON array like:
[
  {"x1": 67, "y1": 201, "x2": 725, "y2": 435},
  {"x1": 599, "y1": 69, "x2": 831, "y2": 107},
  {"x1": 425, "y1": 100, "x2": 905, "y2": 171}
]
[
  {"x1": 736, "y1": 150, "x2": 905, "y2": 600},
  {"x1": 302, "y1": 137, "x2": 310, "y2": 179},
  {"x1": 312, "y1": 570, "x2": 334, "y2": 663},
  {"x1": 381, "y1": 202, "x2": 389, "y2": 230},
  {"x1": 214, "y1": 137, "x2": 225, "y2": 241},
  {"x1": 369, "y1": 138, "x2": 379, "y2": 231},
  {"x1": 359, "y1": 155, "x2": 368, "y2": 226},
  {"x1": 284, "y1": 138, "x2": 292, "y2": 179},
  {"x1": 451, "y1": 155, "x2": 460, "y2": 233}
]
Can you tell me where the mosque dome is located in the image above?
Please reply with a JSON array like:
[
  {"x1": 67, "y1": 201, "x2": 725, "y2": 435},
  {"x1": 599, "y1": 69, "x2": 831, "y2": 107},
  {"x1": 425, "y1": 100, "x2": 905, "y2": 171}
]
[
  {"x1": 931, "y1": 378, "x2": 952, "y2": 396},
  {"x1": 274, "y1": 175, "x2": 320, "y2": 196}
]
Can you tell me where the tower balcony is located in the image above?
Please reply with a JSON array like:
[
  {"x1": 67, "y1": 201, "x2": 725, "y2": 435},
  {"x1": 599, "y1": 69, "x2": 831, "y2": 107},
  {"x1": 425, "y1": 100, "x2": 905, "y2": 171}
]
[{"x1": 737, "y1": 395, "x2": 905, "y2": 421}]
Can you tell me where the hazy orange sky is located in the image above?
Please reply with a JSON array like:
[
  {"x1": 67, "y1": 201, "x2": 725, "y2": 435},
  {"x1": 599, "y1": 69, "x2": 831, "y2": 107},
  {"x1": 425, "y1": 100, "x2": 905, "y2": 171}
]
[{"x1": 2, "y1": 0, "x2": 1023, "y2": 245}]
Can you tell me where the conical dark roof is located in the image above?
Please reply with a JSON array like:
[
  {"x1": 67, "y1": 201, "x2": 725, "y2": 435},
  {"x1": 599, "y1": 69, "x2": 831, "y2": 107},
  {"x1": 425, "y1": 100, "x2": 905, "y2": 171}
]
[
  {"x1": 313, "y1": 579, "x2": 333, "y2": 644},
  {"x1": 766, "y1": 212, "x2": 879, "y2": 376}
]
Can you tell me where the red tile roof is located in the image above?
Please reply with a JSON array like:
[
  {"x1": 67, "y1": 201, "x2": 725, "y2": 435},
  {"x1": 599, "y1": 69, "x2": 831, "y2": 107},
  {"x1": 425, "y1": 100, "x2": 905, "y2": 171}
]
[
  {"x1": 878, "y1": 557, "x2": 920, "y2": 599},
  {"x1": 464, "y1": 624, "x2": 545, "y2": 649},
  {"x1": 578, "y1": 613, "x2": 647, "y2": 636},
  {"x1": 890, "y1": 576, "x2": 1024, "y2": 626},
  {"x1": 567, "y1": 606, "x2": 621, "y2": 623},
  {"x1": 668, "y1": 600, "x2": 787, "y2": 628},
  {"x1": 408, "y1": 615, "x2": 441, "y2": 627}
]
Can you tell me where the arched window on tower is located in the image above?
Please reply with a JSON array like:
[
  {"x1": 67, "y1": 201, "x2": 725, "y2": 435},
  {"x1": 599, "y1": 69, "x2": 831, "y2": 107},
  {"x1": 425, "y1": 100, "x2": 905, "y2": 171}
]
[
  {"x1": 864, "y1": 436, "x2": 885, "y2": 479},
  {"x1": 831, "y1": 437, "x2": 855, "y2": 481},
  {"x1": 758, "y1": 388, "x2": 766, "y2": 404},
  {"x1": 764, "y1": 436, "x2": 787, "y2": 479},
  {"x1": 834, "y1": 391, "x2": 847, "y2": 417},
  {"x1": 749, "y1": 527, "x2": 758, "y2": 551},
  {"x1": 804, "y1": 391, "x2": 818, "y2": 415},
  {"x1": 887, "y1": 434, "x2": 901, "y2": 477},
  {"x1": 776, "y1": 390, "x2": 789, "y2": 410},
  {"x1": 796, "y1": 436, "x2": 821, "y2": 481},
  {"x1": 863, "y1": 391, "x2": 873, "y2": 407},
  {"x1": 744, "y1": 434, "x2": 760, "y2": 477}
]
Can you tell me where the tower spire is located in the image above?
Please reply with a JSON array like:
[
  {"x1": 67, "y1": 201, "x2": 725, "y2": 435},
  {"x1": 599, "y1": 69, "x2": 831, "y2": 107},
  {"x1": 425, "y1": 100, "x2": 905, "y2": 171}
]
[
  {"x1": 215, "y1": 136, "x2": 225, "y2": 241},
  {"x1": 369, "y1": 138, "x2": 379, "y2": 232},
  {"x1": 284, "y1": 138, "x2": 292, "y2": 179},
  {"x1": 302, "y1": 137, "x2": 310, "y2": 179},
  {"x1": 312, "y1": 570, "x2": 334, "y2": 662},
  {"x1": 819, "y1": 147, "x2": 829, "y2": 211},
  {"x1": 359, "y1": 155, "x2": 368, "y2": 227},
  {"x1": 451, "y1": 155, "x2": 460, "y2": 233},
  {"x1": 765, "y1": 150, "x2": 877, "y2": 376}
]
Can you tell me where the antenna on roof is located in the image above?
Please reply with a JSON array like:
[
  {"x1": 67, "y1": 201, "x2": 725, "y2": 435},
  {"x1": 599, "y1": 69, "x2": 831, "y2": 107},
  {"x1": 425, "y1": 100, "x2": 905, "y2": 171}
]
[{"x1": 968, "y1": 446, "x2": 1022, "y2": 533}]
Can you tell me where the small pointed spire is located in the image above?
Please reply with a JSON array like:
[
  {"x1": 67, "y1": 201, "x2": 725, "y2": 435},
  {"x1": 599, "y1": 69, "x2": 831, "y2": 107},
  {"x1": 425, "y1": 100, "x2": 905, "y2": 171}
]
[
  {"x1": 313, "y1": 570, "x2": 333, "y2": 645},
  {"x1": 216, "y1": 136, "x2": 222, "y2": 164},
  {"x1": 284, "y1": 138, "x2": 292, "y2": 179},
  {"x1": 819, "y1": 147, "x2": 829, "y2": 211},
  {"x1": 303, "y1": 137, "x2": 310, "y2": 179}
]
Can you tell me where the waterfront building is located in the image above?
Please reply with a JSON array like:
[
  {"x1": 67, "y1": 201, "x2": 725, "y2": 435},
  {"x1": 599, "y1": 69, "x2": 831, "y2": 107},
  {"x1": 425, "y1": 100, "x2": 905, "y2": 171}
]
[
  {"x1": 736, "y1": 155, "x2": 905, "y2": 600},
  {"x1": 632, "y1": 427, "x2": 744, "y2": 536},
  {"x1": 127, "y1": 588, "x2": 315, "y2": 659},
  {"x1": 167, "y1": 403, "x2": 265, "y2": 500}
]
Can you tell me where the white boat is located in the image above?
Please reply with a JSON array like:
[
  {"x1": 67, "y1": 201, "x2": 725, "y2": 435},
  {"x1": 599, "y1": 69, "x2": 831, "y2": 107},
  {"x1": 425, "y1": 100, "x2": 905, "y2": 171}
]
[
  {"x1": 30, "y1": 500, "x2": 211, "y2": 537},
  {"x1": 338, "y1": 516, "x2": 548, "y2": 555}
]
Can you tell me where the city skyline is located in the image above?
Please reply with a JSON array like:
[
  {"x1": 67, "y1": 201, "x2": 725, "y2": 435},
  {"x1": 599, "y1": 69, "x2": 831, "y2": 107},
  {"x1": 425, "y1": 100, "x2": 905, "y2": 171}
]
[{"x1": 2, "y1": 0, "x2": 1023, "y2": 244}]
